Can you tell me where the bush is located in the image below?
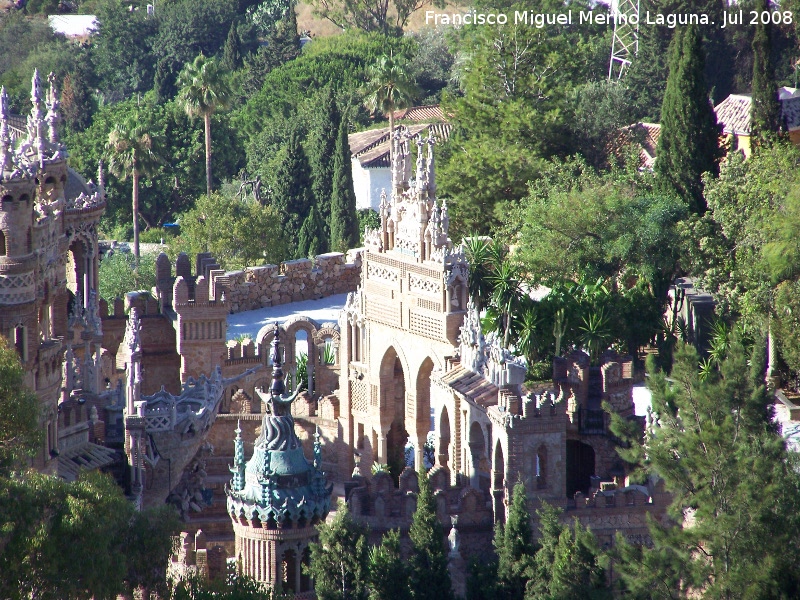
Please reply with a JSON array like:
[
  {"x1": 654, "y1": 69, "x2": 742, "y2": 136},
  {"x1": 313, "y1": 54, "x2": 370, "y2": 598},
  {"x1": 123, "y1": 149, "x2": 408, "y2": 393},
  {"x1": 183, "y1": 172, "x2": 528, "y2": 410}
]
[{"x1": 98, "y1": 251, "x2": 157, "y2": 302}]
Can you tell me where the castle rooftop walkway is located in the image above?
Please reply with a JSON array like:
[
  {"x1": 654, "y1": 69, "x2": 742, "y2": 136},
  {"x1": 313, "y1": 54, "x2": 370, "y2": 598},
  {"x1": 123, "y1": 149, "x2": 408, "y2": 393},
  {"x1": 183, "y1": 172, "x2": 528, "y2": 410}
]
[{"x1": 226, "y1": 293, "x2": 348, "y2": 342}]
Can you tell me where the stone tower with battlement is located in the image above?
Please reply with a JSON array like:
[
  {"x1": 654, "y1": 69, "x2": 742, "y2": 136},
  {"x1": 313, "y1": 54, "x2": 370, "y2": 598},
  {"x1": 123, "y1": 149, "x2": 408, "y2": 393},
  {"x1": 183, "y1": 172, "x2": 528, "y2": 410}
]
[
  {"x1": 0, "y1": 73, "x2": 106, "y2": 474},
  {"x1": 227, "y1": 327, "x2": 331, "y2": 597},
  {"x1": 340, "y1": 127, "x2": 470, "y2": 478}
]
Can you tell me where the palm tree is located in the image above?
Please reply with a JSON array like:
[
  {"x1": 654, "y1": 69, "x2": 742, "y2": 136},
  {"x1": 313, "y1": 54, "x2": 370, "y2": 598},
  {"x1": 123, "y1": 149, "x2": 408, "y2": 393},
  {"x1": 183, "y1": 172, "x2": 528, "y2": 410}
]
[
  {"x1": 105, "y1": 118, "x2": 162, "y2": 267},
  {"x1": 177, "y1": 54, "x2": 232, "y2": 198},
  {"x1": 363, "y1": 54, "x2": 419, "y2": 165}
]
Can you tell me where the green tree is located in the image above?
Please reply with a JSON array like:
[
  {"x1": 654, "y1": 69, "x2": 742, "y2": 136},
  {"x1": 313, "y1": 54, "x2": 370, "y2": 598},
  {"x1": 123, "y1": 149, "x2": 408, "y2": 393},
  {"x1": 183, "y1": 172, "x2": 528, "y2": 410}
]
[
  {"x1": 438, "y1": 1, "x2": 607, "y2": 237},
  {"x1": 610, "y1": 343, "x2": 800, "y2": 598},
  {"x1": 367, "y1": 529, "x2": 410, "y2": 600},
  {"x1": 174, "y1": 191, "x2": 289, "y2": 269},
  {"x1": 751, "y1": 0, "x2": 781, "y2": 147},
  {"x1": 152, "y1": 0, "x2": 238, "y2": 100},
  {"x1": 0, "y1": 337, "x2": 40, "y2": 474},
  {"x1": 272, "y1": 128, "x2": 314, "y2": 256},
  {"x1": 66, "y1": 94, "x2": 243, "y2": 235},
  {"x1": 525, "y1": 503, "x2": 609, "y2": 600},
  {"x1": 654, "y1": 23, "x2": 721, "y2": 214},
  {"x1": 408, "y1": 468, "x2": 454, "y2": 600},
  {"x1": 177, "y1": 54, "x2": 233, "y2": 198},
  {"x1": 298, "y1": 205, "x2": 328, "y2": 258},
  {"x1": 105, "y1": 116, "x2": 164, "y2": 266},
  {"x1": 0, "y1": 470, "x2": 179, "y2": 599},
  {"x1": 170, "y1": 571, "x2": 275, "y2": 599},
  {"x1": 91, "y1": 0, "x2": 159, "y2": 102},
  {"x1": 308, "y1": 87, "x2": 341, "y2": 243},
  {"x1": 312, "y1": 0, "x2": 444, "y2": 35},
  {"x1": 363, "y1": 54, "x2": 419, "y2": 163},
  {"x1": 307, "y1": 500, "x2": 370, "y2": 600},
  {"x1": 329, "y1": 118, "x2": 359, "y2": 253},
  {"x1": 495, "y1": 481, "x2": 535, "y2": 600},
  {"x1": 98, "y1": 251, "x2": 158, "y2": 303},
  {"x1": 222, "y1": 22, "x2": 243, "y2": 72}
]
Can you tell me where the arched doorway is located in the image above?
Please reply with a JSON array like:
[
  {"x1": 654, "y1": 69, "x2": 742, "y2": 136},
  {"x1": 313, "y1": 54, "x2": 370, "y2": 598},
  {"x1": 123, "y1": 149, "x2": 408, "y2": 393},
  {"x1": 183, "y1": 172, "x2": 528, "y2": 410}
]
[
  {"x1": 438, "y1": 405, "x2": 451, "y2": 470},
  {"x1": 468, "y1": 421, "x2": 487, "y2": 490},
  {"x1": 566, "y1": 440, "x2": 595, "y2": 499},
  {"x1": 380, "y1": 348, "x2": 407, "y2": 484},
  {"x1": 411, "y1": 357, "x2": 435, "y2": 470},
  {"x1": 492, "y1": 439, "x2": 505, "y2": 523}
]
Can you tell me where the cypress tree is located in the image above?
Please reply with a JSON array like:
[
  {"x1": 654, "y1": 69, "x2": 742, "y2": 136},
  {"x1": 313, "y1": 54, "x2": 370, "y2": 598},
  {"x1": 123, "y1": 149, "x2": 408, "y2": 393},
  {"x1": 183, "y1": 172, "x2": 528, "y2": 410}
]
[
  {"x1": 408, "y1": 468, "x2": 454, "y2": 600},
  {"x1": 655, "y1": 23, "x2": 721, "y2": 214},
  {"x1": 307, "y1": 500, "x2": 370, "y2": 600},
  {"x1": 329, "y1": 117, "x2": 359, "y2": 253},
  {"x1": 222, "y1": 23, "x2": 242, "y2": 72},
  {"x1": 495, "y1": 481, "x2": 535, "y2": 600},
  {"x1": 367, "y1": 529, "x2": 410, "y2": 600},
  {"x1": 622, "y1": 0, "x2": 671, "y2": 122},
  {"x1": 751, "y1": 0, "x2": 780, "y2": 147},
  {"x1": 297, "y1": 205, "x2": 326, "y2": 258},
  {"x1": 272, "y1": 128, "x2": 313, "y2": 257},
  {"x1": 308, "y1": 87, "x2": 341, "y2": 248}
]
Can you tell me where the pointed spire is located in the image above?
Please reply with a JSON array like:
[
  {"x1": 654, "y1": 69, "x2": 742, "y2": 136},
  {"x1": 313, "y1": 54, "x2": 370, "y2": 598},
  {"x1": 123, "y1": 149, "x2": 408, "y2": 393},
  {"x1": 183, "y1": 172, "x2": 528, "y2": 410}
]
[
  {"x1": 26, "y1": 69, "x2": 46, "y2": 167},
  {"x1": 440, "y1": 198, "x2": 449, "y2": 235},
  {"x1": 124, "y1": 306, "x2": 142, "y2": 356},
  {"x1": 0, "y1": 86, "x2": 11, "y2": 175},
  {"x1": 270, "y1": 323, "x2": 285, "y2": 397},
  {"x1": 415, "y1": 134, "x2": 427, "y2": 190},
  {"x1": 231, "y1": 419, "x2": 246, "y2": 492},
  {"x1": 426, "y1": 134, "x2": 436, "y2": 195},
  {"x1": 97, "y1": 159, "x2": 105, "y2": 197},
  {"x1": 45, "y1": 72, "x2": 60, "y2": 146}
]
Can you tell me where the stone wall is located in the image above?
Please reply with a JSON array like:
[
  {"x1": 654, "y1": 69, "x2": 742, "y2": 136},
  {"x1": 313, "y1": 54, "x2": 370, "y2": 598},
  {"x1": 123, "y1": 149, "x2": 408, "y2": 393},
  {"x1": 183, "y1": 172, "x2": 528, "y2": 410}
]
[{"x1": 211, "y1": 251, "x2": 362, "y2": 314}]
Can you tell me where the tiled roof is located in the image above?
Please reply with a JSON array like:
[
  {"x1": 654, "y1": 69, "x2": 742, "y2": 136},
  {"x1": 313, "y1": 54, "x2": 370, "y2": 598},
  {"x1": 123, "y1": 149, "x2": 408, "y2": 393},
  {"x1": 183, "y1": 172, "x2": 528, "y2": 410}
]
[
  {"x1": 349, "y1": 122, "x2": 453, "y2": 169},
  {"x1": 392, "y1": 104, "x2": 445, "y2": 122},
  {"x1": 437, "y1": 364, "x2": 499, "y2": 407},
  {"x1": 8, "y1": 114, "x2": 25, "y2": 139},
  {"x1": 714, "y1": 94, "x2": 752, "y2": 135},
  {"x1": 614, "y1": 122, "x2": 661, "y2": 169},
  {"x1": 57, "y1": 442, "x2": 118, "y2": 482},
  {"x1": 782, "y1": 95, "x2": 800, "y2": 131},
  {"x1": 714, "y1": 88, "x2": 800, "y2": 135}
]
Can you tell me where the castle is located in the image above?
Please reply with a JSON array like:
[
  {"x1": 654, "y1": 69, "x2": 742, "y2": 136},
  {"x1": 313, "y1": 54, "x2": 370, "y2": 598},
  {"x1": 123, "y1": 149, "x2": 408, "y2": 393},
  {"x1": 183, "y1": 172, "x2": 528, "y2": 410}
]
[{"x1": 2, "y1": 74, "x2": 667, "y2": 592}]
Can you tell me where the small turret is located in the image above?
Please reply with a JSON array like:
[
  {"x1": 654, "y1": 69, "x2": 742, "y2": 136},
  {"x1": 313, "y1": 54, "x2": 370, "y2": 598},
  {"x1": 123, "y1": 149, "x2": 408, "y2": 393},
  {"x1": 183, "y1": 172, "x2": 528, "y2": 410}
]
[
  {"x1": 0, "y1": 87, "x2": 12, "y2": 176},
  {"x1": 25, "y1": 69, "x2": 47, "y2": 167},
  {"x1": 45, "y1": 72, "x2": 61, "y2": 146},
  {"x1": 230, "y1": 420, "x2": 246, "y2": 492}
]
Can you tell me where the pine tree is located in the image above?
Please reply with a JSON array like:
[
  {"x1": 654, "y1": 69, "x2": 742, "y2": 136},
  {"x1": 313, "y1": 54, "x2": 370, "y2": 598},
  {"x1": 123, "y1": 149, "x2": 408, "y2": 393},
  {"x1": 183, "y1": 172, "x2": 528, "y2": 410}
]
[
  {"x1": 272, "y1": 128, "x2": 314, "y2": 256},
  {"x1": 222, "y1": 22, "x2": 243, "y2": 72},
  {"x1": 610, "y1": 342, "x2": 800, "y2": 597},
  {"x1": 525, "y1": 504, "x2": 609, "y2": 600},
  {"x1": 495, "y1": 480, "x2": 535, "y2": 600},
  {"x1": 329, "y1": 117, "x2": 359, "y2": 253},
  {"x1": 408, "y1": 468, "x2": 454, "y2": 600},
  {"x1": 297, "y1": 205, "x2": 327, "y2": 258},
  {"x1": 307, "y1": 500, "x2": 370, "y2": 600},
  {"x1": 751, "y1": 0, "x2": 780, "y2": 147},
  {"x1": 308, "y1": 87, "x2": 341, "y2": 248},
  {"x1": 622, "y1": 0, "x2": 671, "y2": 122},
  {"x1": 367, "y1": 529, "x2": 410, "y2": 600},
  {"x1": 654, "y1": 23, "x2": 721, "y2": 214}
]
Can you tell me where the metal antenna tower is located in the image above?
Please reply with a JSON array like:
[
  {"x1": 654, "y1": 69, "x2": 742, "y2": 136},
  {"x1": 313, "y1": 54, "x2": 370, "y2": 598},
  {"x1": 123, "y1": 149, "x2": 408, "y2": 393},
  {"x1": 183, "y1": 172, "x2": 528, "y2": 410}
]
[{"x1": 608, "y1": 0, "x2": 640, "y2": 79}]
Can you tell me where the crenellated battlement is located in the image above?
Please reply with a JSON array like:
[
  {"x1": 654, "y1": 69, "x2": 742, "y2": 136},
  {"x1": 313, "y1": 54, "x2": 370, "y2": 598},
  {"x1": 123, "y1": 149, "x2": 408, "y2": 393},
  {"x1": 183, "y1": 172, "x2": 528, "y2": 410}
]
[{"x1": 154, "y1": 250, "x2": 362, "y2": 314}]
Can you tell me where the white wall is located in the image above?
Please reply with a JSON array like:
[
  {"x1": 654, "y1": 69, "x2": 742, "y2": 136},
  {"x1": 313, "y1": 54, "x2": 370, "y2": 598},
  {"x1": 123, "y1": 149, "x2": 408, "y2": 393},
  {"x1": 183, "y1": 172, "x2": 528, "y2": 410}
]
[{"x1": 352, "y1": 159, "x2": 392, "y2": 211}]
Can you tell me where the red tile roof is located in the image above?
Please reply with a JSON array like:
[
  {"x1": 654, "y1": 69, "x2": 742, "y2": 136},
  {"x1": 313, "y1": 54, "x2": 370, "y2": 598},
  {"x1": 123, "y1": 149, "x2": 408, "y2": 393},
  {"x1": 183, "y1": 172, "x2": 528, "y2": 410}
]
[{"x1": 392, "y1": 104, "x2": 445, "y2": 122}]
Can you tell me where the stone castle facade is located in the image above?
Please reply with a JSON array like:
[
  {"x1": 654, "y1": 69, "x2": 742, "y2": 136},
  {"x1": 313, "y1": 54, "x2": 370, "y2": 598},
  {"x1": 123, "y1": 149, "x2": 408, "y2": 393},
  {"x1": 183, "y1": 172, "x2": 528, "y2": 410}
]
[{"x1": 3, "y1": 81, "x2": 668, "y2": 593}]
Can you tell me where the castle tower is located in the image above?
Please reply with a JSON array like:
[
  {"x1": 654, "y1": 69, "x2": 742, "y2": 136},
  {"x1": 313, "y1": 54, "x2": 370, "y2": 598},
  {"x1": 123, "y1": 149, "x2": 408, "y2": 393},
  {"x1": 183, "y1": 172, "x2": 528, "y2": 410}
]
[
  {"x1": 341, "y1": 127, "x2": 469, "y2": 477},
  {"x1": 227, "y1": 326, "x2": 332, "y2": 597}
]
